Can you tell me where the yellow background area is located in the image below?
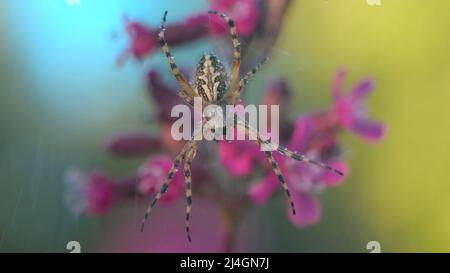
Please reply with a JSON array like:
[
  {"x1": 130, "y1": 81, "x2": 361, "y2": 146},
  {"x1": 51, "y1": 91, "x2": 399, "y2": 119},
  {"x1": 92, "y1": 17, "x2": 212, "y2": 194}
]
[{"x1": 262, "y1": 0, "x2": 450, "y2": 252}]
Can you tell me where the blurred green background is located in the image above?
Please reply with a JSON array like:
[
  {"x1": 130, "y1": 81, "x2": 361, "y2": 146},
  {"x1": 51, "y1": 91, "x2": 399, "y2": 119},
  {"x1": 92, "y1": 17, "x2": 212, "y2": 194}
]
[{"x1": 1, "y1": 0, "x2": 450, "y2": 252}]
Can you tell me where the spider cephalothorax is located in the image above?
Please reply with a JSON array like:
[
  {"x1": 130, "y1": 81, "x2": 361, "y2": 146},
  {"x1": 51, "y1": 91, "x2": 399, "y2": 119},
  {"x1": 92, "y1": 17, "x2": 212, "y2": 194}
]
[{"x1": 141, "y1": 10, "x2": 344, "y2": 242}]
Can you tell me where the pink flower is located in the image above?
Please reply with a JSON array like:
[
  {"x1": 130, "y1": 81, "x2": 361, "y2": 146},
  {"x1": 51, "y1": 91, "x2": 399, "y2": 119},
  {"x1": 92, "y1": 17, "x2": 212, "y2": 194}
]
[
  {"x1": 219, "y1": 139, "x2": 262, "y2": 177},
  {"x1": 218, "y1": 104, "x2": 265, "y2": 177},
  {"x1": 209, "y1": 0, "x2": 260, "y2": 37},
  {"x1": 118, "y1": 0, "x2": 260, "y2": 64},
  {"x1": 117, "y1": 16, "x2": 159, "y2": 65},
  {"x1": 65, "y1": 168, "x2": 117, "y2": 215},
  {"x1": 138, "y1": 155, "x2": 184, "y2": 203},
  {"x1": 288, "y1": 192, "x2": 321, "y2": 228},
  {"x1": 117, "y1": 14, "x2": 209, "y2": 65},
  {"x1": 332, "y1": 69, "x2": 386, "y2": 141},
  {"x1": 249, "y1": 117, "x2": 349, "y2": 228},
  {"x1": 191, "y1": 70, "x2": 384, "y2": 229}
]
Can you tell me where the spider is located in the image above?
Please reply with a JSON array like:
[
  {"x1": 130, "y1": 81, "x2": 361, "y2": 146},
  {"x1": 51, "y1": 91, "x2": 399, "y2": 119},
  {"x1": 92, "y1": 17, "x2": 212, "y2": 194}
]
[{"x1": 140, "y1": 10, "x2": 344, "y2": 242}]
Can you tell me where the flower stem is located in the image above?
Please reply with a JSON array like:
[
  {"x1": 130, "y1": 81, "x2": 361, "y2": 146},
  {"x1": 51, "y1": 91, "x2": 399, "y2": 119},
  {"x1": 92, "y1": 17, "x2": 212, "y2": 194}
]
[{"x1": 220, "y1": 196, "x2": 249, "y2": 253}]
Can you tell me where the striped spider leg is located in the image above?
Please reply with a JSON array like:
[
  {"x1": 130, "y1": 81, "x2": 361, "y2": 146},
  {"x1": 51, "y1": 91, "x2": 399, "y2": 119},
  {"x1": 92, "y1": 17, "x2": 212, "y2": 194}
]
[
  {"x1": 208, "y1": 10, "x2": 268, "y2": 105},
  {"x1": 159, "y1": 11, "x2": 197, "y2": 103},
  {"x1": 226, "y1": 57, "x2": 268, "y2": 105},
  {"x1": 140, "y1": 139, "x2": 197, "y2": 232},
  {"x1": 177, "y1": 90, "x2": 194, "y2": 106},
  {"x1": 183, "y1": 142, "x2": 198, "y2": 242},
  {"x1": 236, "y1": 118, "x2": 343, "y2": 176},
  {"x1": 208, "y1": 10, "x2": 241, "y2": 101}
]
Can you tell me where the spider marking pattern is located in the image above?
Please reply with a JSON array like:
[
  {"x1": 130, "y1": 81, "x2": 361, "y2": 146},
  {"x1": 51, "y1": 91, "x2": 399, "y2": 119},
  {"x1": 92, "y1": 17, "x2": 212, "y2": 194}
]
[{"x1": 140, "y1": 10, "x2": 344, "y2": 242}]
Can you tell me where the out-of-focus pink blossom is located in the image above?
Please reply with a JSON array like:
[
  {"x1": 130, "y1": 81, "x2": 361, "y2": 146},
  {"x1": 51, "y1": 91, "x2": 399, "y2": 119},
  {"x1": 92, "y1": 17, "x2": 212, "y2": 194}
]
[
  {"x1": 332, "y1": 69, "x2": 386, "y2": 141},
  {"x1": 118, "y1": 0, "x2": 260, "y2": 64},
  {"x1": 248, "y1": 174, "x2": 278, "y2": 204},
  {"x1": 64, "y1": 156, "x2": 188, "y2": 217},
  {"x1": 85, "y1": 174, "x2": 117, "y2": 214},
  {"x1": 218, "y1": 102, "x2": 267, "y2": 178},
  {"x1": 117, "y1": 14, "x2": 209, "y2": 65},
  {"x1": 288, "y1": 192, "x2": 321, "y2": 228},
  {"x1": 219, "y1": 139, "x2": 261, "y2": 177},
  {"x1": 248, "y1": 70, "x2": 385, "y2": 228},
  {"x1": 138, "y1": 155, "x2": 184, "y2": 203},
  {"x1": 117, "y1": 16, "x2": 159, "y2": 65},
  {"x1": 65, "y1": 168, "x2": 117, "y2": 215},
  {"x1": 249, "y1": 115, "x2": 349, "y2": 228},
  {"x1": 209, "y1": 0, "x2": 260, "y2": 37}
]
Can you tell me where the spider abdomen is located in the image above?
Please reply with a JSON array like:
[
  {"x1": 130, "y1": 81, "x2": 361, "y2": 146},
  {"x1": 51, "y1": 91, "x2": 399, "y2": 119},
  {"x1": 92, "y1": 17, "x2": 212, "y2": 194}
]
[{"x1": 194, "y1": 54, "x2": 230, "y2": 103}]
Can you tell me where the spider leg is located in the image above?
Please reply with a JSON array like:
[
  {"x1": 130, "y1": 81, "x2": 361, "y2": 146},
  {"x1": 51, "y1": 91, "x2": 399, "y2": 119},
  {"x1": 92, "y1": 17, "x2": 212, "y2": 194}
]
[
  {"x1": 208, "y1": 10, "x2": 241, "y2": 98},
  {"x1": 177, "y1": 89, "x2": 194, "y2": 106},
  {"x1": 225, "y1": 58, "x2": 268, "y2": 104},
  {"x1": 276, "y1": 146, "x2": 344, "y2": 176},
  {"x1": 140, "y1": 139, "x2": 196, "y2": 232},
  {"x1": 183, "y1": 142, "x2": 198, "y2": 242},
  {"x1": 261, "y1": 145, "x2": 296, "y2": 215},
  {"x1": 236, "y1": 117, "x2": 344, "y2": 176},
  {"x1": 159, "y1": 11, "x2": 197, "y2": 100}
]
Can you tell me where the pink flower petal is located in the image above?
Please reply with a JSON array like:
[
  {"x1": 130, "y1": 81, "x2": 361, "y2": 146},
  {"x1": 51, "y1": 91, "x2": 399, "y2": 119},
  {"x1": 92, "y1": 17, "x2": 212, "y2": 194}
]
[
  {"x1": 120, "y1": 13, "x2": 209, "y2": 64},
  {"x1": 351, "y1": 119, "x2": 386, "y2": 141},
  {"x1": 334, "y1": 99, "x2": 354, "y2": 127},
  {"x1": 86, "y1": 172, "x2": 117, "y2": 215},
  {"x1": 350, "y1": 78, "x2": 374, "y2": 103},
  {"x1": 209, "y1": 0, "x2": 259, "y2": 36},
  {"x1": 331, "y1": 69, "x2": 386, "y2": 143},
  {"x1": 185, "y1": 13, "x2": 210, "y2": 28},
  {"x1": 332, "y1": 68, "x2": 348, "y2": 99},
  {"x1": 64, "y1": 168, "x2": 117, "y2": 215},
  {"x1": 123, "y1": 17, "x2": 158, "y2": 61},
  {"x1": 231, "y1": 156, "x2": 254, "y2": 176},
  {"x1": 138, "y1": 155, "x2": 184, "y2": 203},
  {"x1": 290, "y1": 117, "x2": 314, "y2": 151},
  {"x1": 322, "y1": 161, "x2": 349, "y2": 186},
  {"x1": 288, "y1": 192, "x2": 321, "y2": 228},
  {"x1": 219, "y1": 139, "x2": 260, "y2": 177},
  {"x1": 248, "y1": 175, "x2": 279, "y2": 204}
]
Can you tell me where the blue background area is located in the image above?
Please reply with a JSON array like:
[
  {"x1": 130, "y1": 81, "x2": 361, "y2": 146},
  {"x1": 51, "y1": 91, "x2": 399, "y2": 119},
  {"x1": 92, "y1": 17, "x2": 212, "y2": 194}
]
[{"x1": 0, "y1": 0, "x2": 207, "y2": 251}]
